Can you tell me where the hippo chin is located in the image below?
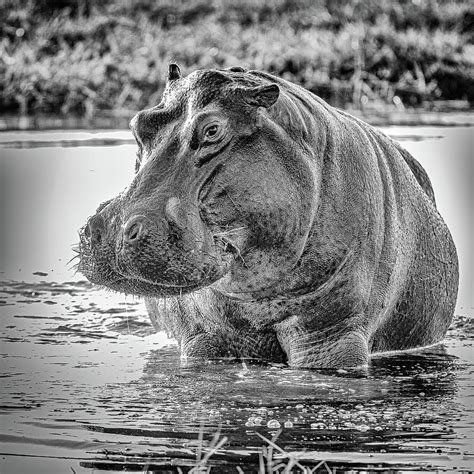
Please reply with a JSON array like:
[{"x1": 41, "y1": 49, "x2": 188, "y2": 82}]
[{"x1": 78, "y1": 64, "x2": 458, "y2": 368}]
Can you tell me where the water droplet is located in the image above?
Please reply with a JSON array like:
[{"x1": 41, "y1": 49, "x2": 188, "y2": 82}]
[{"x1": 267, "y1": 419, "x2": 281, "y2": 429}]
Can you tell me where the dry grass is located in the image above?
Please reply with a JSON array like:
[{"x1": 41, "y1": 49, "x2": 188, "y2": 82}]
[{"x1": 136, "y1": 427, "x2": 336, "y2": 473}]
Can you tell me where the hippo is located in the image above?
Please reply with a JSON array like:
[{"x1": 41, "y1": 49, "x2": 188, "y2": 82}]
[{"x1": 78, "y1": 64, "x2": 458, "y2": 368}]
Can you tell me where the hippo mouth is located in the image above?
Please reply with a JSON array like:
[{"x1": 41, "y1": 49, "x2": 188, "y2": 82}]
[
  {"x1": 89, "y1": 274, "x2": 203, "y2": 297},
  {"x1": 77, "y1": 253, "x2": 225, "y2": 297}
]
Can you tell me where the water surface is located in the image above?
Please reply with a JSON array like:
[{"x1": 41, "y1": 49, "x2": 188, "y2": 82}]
[{"x1": 0, "y1": 125, "x2": 472, "y2": 472}]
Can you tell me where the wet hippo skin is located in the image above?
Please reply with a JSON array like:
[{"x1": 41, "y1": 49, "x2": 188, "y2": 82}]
[{"x1": 78, "y1": 64, "x2": 459, "y2": 368}]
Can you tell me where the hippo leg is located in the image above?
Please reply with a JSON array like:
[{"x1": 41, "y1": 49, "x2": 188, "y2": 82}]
[
  {"x1": 181, "y1": 330, "x2": 287, "y2": 362},
  {"x1": 275, "y1": 316, "x2": 369, "y2": 368},
  {"x1": 145, "y1": 297, "x2": 286, "y2": 362}
]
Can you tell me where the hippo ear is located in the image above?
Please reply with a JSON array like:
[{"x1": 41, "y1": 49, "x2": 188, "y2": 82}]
[
  {"x1": 168, "y1": 63, "x2": 181, "y2": 81},
  {"x1": 227, "y1": 66, "x2": 247, "y2": 73},
  {"x1": 240, "y1": 84, "x2": 280, "y2": 108}
]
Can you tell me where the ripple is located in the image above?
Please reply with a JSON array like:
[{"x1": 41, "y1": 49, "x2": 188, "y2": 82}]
[{"x1": 1, "y1": 276, "x2": 473, "y2": 471}]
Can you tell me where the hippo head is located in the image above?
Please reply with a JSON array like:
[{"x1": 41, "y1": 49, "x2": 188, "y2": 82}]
[{"x1": 78, "y1": 65, "x2": 316, "y2": 299}]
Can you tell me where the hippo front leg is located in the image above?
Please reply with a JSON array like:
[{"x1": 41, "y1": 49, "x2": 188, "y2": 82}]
[
  {"x1": 180, "y1": 333, "x2": 230, "y2": 359},
  {"x1": 274, "y1": 316, "x2": 369, "y2": 368},
  {"x1": 181, "y1": 329, "x2": 287, "y2": 363},
  {"x1": 146, "y1": 295, "x2": 287, "y2": 361},
  {"x1": 145, "y1": 297, "x2": 227, "y2": 359}
]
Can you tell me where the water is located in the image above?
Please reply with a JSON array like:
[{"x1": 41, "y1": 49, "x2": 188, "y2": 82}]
[{"x1": 0, "y1": 124, "x2": 472, "y2": 472}]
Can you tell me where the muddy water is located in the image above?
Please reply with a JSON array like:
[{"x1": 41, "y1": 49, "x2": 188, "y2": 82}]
[{"x1": 0, "y1": 126, "x2": 473, "y2": 472}]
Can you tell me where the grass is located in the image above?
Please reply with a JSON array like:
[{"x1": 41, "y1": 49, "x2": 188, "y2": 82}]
[
  {"x1": 137, "y1": 427, "x2": 335, "y2": 473},
  {"x1": 0, "y1": 0, "x2": 472, "y2": 117}
]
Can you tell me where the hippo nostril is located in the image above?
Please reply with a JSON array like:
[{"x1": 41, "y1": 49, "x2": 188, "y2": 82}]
[
  {"x1": 123, "y1": 217, "x2": 146, "y2": 243},
  {"x1": 86, "y1": 215, "x2": 104, "y2": 246},
  {"x1": 92, "y1": 229, "x2": 102, "y2": 245},
  {"x1": 127, "y1": 223, "x2": 141, "y2": 240}
]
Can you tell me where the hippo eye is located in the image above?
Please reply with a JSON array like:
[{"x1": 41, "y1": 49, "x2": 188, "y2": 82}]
[{"x1": 203, "y1": 123, "x2": 221, "y2": 142}]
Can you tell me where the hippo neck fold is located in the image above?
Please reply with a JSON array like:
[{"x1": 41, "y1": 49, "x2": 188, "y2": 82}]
[{"x1": 214, "y1": 246, "x2": 355, "y2": 306}]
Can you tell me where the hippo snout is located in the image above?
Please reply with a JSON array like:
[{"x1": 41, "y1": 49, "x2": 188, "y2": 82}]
[
  {"x1": 84, "y1": 209, "x2": 165, "y2": 256},
  {"x1": 78, "y1": 192, "x2": 233, "y2": 295}
]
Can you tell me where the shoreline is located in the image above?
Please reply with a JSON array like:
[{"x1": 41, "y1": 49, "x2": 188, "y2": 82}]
[{"x1": 1, "y1": 105, "x2": 473, "y2": 132}]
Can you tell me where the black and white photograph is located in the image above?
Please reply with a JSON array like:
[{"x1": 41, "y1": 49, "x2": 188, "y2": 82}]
[{"x1": 0, "y1": 0, "x2": 472, "y2": 472}]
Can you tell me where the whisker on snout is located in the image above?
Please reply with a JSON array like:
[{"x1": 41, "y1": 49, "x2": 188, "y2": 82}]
[{"x1": 66, "y1": 254, "x2": 80, "y2": 268}]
